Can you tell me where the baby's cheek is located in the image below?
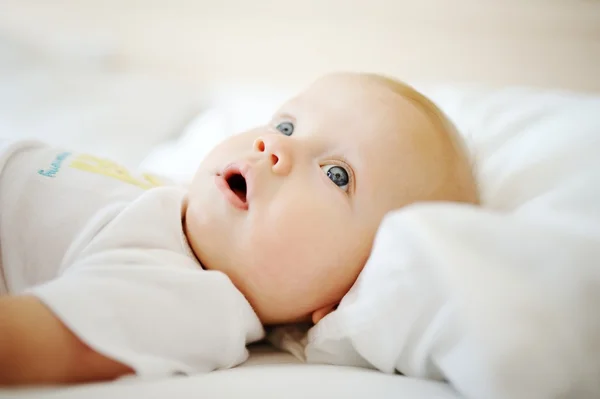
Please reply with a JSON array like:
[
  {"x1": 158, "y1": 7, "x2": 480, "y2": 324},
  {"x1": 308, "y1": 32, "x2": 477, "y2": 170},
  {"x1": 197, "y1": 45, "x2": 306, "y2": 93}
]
[
  {"x1": 253, "y1": 211, "x2": 348, "y2": 272},
  {"x1": 252, "y1": 216, "x2": 319, "y2": 264}
]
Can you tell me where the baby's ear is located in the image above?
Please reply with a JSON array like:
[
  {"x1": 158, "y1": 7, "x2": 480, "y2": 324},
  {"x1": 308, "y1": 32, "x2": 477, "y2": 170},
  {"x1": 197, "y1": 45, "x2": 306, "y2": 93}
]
[{"x1": 311, "y1": 303, "x2": 338, "y2": 324}]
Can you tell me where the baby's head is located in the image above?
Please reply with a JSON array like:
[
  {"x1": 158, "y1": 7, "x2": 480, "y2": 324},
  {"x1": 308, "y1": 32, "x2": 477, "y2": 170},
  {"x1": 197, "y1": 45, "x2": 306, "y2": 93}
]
[{"x1": 184, "y1": 73, "x2": 478, "y2": 325}]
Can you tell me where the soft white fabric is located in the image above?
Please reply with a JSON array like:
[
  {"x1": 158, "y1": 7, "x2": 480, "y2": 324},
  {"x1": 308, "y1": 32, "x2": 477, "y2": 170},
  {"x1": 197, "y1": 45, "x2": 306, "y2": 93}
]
[
  {"x1": 301, "y1": 88, "x2": 600, "y2": 399},
  {"x1": 1, "y1": 355, "x2": 461, "y2": 399},
  {"x1": 139, "y1": 88, "x2": 290, "y2": 182},
  {"x1": 140, "y1": 109, "x2": 231, "y2": 182},
  {"x1": 0, "y1": 35, "x2": 203, "y2": 167},
  {"x1": 0, "y1": 345, "x2": 463, "y2": 399},
  {"x1": 0, "y1": 140, "x2": 264, "y2": 376}
]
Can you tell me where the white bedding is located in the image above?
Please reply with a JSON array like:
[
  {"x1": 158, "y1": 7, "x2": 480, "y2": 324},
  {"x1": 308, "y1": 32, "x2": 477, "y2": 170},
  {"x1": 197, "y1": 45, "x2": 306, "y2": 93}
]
[
  {"x1": 0, "y1": 35, "x2": 204, "y2": 167},
  {"x1": 1, "y1": 345, "x2": 461, "y2": 399}
]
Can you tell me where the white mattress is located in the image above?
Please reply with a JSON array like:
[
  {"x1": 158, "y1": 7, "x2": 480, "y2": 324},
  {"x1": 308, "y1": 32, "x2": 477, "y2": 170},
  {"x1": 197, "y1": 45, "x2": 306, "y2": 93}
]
[{"x1": 0, "y1": 345, "x2": 460, "y2": 399}]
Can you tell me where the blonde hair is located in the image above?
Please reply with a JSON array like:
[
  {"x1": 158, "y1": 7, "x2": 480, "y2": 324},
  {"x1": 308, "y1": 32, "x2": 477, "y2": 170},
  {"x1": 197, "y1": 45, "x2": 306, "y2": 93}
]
[{"x1": 365, "y1": 73, "x2": 480, "y2": 205}]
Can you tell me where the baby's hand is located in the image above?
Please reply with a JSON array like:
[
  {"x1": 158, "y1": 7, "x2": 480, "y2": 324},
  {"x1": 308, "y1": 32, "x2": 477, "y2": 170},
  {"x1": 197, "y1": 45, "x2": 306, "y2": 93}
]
[{"x1": 0, "y1": 295, "x2": 132, "y2": 385}]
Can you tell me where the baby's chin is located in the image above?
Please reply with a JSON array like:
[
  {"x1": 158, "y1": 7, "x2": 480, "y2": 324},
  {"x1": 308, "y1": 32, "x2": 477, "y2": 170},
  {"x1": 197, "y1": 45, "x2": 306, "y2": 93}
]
[{"x1": 244, "y1": 291, "x2": 314, "y2": 325}]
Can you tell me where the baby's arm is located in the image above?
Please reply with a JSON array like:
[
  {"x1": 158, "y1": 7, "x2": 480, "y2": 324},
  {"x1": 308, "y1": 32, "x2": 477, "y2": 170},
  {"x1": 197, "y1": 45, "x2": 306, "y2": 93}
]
[{"x1": 0, "y1": 295, "x2": 133, "y2": 385}]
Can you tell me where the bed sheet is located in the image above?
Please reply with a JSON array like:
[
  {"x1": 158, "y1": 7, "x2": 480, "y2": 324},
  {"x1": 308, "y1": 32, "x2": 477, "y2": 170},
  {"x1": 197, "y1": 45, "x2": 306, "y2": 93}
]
[{"x1": 0, "y1": 345, "x2": 461, "y2": 399}]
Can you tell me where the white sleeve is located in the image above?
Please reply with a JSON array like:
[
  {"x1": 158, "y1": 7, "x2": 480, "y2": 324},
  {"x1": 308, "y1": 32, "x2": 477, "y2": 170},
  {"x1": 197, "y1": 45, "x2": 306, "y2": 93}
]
[{"x1": 26, "y1": 258, "x2": 264, "y2": 378}]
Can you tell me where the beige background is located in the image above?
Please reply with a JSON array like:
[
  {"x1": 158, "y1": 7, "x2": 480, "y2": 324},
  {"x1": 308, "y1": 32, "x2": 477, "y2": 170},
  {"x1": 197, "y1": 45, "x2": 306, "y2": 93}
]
[{"x1": 1, "y1": 0, "x2": 599, "y2": 92}]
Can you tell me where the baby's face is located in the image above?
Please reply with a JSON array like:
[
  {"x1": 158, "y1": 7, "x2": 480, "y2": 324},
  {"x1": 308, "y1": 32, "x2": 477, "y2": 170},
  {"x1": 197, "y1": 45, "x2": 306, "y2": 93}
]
[{"x1": 185, "y1": 74, "x2": 453, "y2": 324}]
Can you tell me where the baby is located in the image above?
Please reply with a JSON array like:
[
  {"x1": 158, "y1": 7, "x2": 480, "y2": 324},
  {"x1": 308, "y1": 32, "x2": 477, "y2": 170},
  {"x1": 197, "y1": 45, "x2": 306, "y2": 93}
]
[{"x1": 0, "y1": 73, "x2": 478, "y2": 385}]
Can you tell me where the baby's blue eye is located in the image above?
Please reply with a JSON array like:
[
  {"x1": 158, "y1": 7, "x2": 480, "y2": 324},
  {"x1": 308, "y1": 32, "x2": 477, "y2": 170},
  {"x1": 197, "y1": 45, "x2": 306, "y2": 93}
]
[
  {"x1": 276, "y1": 121, "x2": 294, "y2": 136},
  {"x1": 321, "y1": 165, "x2": 350, "y2": 192}
]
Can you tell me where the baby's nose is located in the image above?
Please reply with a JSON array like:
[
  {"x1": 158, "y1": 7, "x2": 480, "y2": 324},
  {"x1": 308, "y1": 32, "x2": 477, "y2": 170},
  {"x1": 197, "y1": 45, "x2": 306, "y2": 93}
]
[{"x1": 253, "y1": 135, "x2": 293, "y2": 176}]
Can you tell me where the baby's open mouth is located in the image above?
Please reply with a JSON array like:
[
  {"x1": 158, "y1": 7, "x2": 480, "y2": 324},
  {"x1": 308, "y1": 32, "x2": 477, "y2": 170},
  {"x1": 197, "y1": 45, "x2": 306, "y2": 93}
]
[
  {"x1": 216, "y1": 163, "x2": 251, "y2": 210},
  {"x1": 226, "y1": 173, "x2": 247, "y2": 204}
]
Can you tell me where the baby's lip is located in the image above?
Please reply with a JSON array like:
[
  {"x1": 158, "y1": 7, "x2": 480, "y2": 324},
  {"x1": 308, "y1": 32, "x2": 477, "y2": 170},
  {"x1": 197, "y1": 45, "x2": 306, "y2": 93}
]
[{"x1": 215, "y1": 162, "x2": 253, "y2": 210}]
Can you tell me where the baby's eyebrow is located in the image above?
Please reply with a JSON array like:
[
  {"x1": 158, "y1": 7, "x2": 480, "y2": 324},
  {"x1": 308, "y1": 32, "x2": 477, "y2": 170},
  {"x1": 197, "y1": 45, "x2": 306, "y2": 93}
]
[
  {"x1": 272, "y1": 111, "x2": 296, "y2": 122},
  {"x1": 275, "y1": 98, "x2": 304, "y2": 117}
]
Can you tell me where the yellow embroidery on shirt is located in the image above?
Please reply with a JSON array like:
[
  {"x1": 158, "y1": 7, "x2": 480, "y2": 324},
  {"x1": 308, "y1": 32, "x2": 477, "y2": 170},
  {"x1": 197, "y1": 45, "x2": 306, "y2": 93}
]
[{"x1": 70, "y1": 154, "x2": 162, "y2": 189}]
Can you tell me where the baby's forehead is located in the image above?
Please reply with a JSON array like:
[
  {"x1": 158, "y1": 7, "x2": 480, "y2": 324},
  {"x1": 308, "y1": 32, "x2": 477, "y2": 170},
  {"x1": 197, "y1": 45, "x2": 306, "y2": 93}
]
[
  {"x1": 283, "y1": 75, "x2": 424, "y2": 128},
  {"x1": 300, "y1": 80, "x2": 436, "y2": 142},
  {"x1": 299, "y1": 73, "x2": 396, "y2": 102}
]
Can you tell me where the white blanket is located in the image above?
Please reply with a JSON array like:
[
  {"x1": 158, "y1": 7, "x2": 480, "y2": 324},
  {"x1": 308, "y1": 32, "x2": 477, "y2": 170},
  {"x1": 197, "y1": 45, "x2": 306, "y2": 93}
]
[{"x1": 299, "y1": 87, "x2": 600, "y2": 399}]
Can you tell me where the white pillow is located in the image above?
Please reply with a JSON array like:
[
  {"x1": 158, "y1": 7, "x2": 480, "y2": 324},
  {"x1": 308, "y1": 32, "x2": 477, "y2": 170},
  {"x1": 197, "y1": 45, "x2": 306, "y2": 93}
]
[
  {"x1": 140, "y1": 89, "x2": 288, "y2": 180},
  {"x1": 294, "y1": 86, "x2": 600, "y2": 399}
]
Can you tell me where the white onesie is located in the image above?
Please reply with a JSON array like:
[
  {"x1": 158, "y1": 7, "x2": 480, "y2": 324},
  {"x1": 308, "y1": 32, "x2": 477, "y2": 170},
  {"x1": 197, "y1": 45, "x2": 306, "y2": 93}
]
[{"x1": 0, "y1": 139, "x2": 264, "y2": 377}]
